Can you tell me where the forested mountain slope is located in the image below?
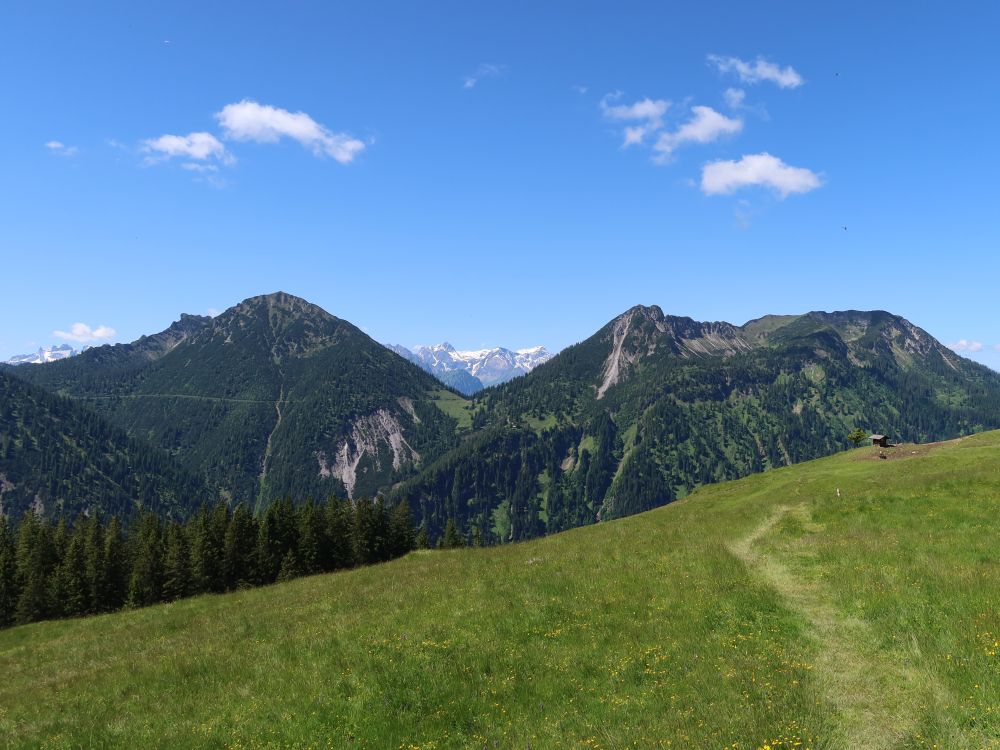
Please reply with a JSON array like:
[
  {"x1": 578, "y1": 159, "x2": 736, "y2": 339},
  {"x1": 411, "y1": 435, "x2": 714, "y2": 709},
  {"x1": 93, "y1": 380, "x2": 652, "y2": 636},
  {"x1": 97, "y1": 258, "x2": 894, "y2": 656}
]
[
  {"x1": 12, "y1": 296, "x2": 1000, "y2": 543},
  {"x1": 393, "y1": 306, "x2": 1000, "y2": 542},
  {"x1": 0, "y1": 370, "x2": 204, "y2": 519},
  {"x1": 16, "y1": 293, "x2": 466, "y2": 511}
]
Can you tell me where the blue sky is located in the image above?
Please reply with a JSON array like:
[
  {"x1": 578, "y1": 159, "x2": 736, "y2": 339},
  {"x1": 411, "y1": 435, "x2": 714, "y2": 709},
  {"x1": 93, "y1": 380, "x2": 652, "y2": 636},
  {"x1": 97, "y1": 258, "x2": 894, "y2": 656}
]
[{"x1": 2, "y1": 1, "x2": 999, "y2": 368}]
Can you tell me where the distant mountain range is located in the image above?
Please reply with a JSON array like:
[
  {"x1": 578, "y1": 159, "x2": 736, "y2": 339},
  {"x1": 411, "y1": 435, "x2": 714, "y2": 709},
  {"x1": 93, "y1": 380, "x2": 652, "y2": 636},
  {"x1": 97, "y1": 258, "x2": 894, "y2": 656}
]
[
  {"x1": 5, "y1": 293, "x2": 1000, "y2": 546},
  {"x1": 388, "y1": 342, "x2": 552, "y2": 394},
  {"x1": 391, "y1": 305, "x2": 1000, "y2": 540},
  {"x1": 5, "y1": 344, "x2": 77, "y2": 365}
]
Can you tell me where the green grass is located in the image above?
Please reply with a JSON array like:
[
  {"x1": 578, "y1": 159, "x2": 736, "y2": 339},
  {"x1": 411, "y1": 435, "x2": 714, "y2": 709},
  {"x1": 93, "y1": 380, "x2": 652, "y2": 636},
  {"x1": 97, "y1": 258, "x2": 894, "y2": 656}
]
[
  {"x1": 524, "y1": 412, "x2": 558, "y2": 433},
  {"x1": 429, "y1": 389, "x2": 473, "y2": 430},
  {"x1": 2, "y1": 435, "x2": 999, "y2": 749}
]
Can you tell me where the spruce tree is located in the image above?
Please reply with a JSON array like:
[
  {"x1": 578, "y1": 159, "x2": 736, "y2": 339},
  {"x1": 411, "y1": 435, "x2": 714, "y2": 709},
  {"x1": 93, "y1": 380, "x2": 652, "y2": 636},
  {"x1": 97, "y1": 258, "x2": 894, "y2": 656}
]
[
  {"x1": 324, "y1": 498, "x2": 354, "y2": 570},
  {"x1": 372, "y1": 498, "x2": 390, "y2": 562},
  {"x1": 15, "y1": 511, "x2": 55, "y2": 624},
  {"x1": 54, "y1": 520, "x2": 89, "y2": 617},
  {"x1": 162, "y1": 522, "x2": 192, "y2": 601},
  {"x1": 0, "y1": 515, "x2": 17, "y2": 627},
  {"x1": 387, "y1": 499, "x2": 415, "y2": 558},
  {"x1": 276, "y1": 549, "x2": 302, "y2": 582},
  {"x1": 414, "y1": 525, "x2": 430, "y2": 550},
  {"x1": 127, "y1": 512, "x2": 163, "y2": 608},
  {"x1": 352, "y1": 498, "x2": 379, "y2": 565},
  {"x1": 189, "y1": 503, "x2": 226, "y2": 594},
  {"x1": 101, "y1": 516, "x2": 127, "y2": 611},
  {"x1": 255, "y1": 499, "x2": 296, "y2": 584},
  {"x1": 82, "y1": 514, "x2": 106, "y2": 615},
  {"x1": 296, "y1": 500, "x2": 325, "y2": 575},
  {"x1": 207, "y1": 502, "x2": 231, "y2": 590},
  {"x1": 441, "y1": 518, "x2": 465, "y2": 549},
  {"x1": 223, "y1": 504, "x2": 257, "y2": 588}
]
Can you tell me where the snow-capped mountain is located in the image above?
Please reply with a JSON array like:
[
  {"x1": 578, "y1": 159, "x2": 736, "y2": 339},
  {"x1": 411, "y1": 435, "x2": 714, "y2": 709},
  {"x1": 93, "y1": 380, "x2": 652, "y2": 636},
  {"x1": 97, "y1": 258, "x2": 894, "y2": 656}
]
[
  {"x1": 387, "y1": 342, "x2": 553, "y2": 394},
  {"x1": 5, "y1": 344, "x2": 77, "y2": 365}
]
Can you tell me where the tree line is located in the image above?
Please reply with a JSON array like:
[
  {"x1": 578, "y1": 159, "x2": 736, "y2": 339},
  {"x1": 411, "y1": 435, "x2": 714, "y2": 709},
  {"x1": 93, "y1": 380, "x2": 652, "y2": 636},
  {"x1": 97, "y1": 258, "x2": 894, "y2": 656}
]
[{"x1": 0, "y1": 496, "x2": 456, "y2": 630}]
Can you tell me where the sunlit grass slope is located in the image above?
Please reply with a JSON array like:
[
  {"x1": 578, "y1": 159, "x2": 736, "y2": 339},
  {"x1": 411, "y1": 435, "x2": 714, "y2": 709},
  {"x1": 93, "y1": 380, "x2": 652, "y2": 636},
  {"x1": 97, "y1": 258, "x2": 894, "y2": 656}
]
[{"x1": 1, "y1": 434, "x2": 998, "y2": 749}]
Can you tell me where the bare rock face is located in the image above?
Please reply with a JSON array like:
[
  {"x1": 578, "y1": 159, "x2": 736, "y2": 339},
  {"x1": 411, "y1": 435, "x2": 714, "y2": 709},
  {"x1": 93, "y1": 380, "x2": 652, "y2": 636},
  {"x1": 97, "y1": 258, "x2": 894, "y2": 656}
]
[
  {"x1": 317, "y1": 409, "x2": 420, "y2": 498},
  {"x1": 596, "y1": 305, "x2": 752, "y2": 399}
]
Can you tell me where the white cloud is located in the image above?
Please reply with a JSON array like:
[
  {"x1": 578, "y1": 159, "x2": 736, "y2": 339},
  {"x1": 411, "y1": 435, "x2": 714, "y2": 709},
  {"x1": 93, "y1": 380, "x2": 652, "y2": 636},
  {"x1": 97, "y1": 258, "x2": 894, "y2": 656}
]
[
  {"x1": 463, "y1": 63, "x2": 504, "y2": 89},
  {"x1": 653, "y1": 106, "x2": 742, "y2": 158},
  {"x1": 601, "y1": 96, "x2": 670, "y2": 123},
  {"x1": 207, "y1": 307, "x2": 221, "y2": 318},
  {"x1": 723, "y1": 88, "x2": 746, "y2": 108},
  {"x1": 216, "y1": 100, "x2": 364, "y2": 163},
  {"x1": 143, "y1": 132, "x2": 233, "y2": 165},
  {"x1": 994, "y1": 344, "x2": 1000, "y2": 352},
  {"x1": 949, "y1": 340, "x2": 984, "y2": 353},
  {"x1": 53, "y1": 323, "x2": 117, "y2": 343},
  {"x1": 708, "y1": 54, "x2": 804, "y2": 88},
  {"x1": 600, "y1": 94, "x2": 670, "y2": 147},
  {"x1": 701, "y1": 152, "x2": 822, "y2": 198},
  {"x1": 46, "y1": 140, "x2": 78, "y2": 156},
  {"x1": 572, "y1": 84, "x2": 588, "y2": 95},
  {"x1": 181, "y1": 162, "x2": 219, "y2": 173}
]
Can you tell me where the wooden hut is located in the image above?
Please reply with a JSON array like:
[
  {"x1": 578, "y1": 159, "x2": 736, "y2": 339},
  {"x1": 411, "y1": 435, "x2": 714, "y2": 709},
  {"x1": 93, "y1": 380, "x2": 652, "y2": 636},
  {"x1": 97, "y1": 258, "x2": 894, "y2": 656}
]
[{"x1": 870, "y1": 434, "x2": 889, "y2": 448}]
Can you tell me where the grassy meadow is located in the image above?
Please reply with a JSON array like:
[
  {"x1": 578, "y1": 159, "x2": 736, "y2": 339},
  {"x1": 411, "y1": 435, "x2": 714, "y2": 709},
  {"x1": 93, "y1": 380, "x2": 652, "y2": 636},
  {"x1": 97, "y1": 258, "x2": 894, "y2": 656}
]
[{"x1": 1, "y1": 433, "x2": 998, "y2": 749}]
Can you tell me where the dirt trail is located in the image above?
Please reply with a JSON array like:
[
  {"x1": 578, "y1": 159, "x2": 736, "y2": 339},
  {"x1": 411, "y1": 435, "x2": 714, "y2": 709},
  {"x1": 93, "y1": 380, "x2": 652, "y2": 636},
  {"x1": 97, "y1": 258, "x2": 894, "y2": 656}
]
[{"x1": 730, "y1": 505, "x2": 962, "y2": 749}]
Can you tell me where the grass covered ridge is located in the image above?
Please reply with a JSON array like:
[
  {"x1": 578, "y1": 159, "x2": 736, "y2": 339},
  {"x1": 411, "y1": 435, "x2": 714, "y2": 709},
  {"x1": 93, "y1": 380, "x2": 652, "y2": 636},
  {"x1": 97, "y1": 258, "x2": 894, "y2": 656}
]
[{"x1": 1, "y1": 434, "x2": 999, "y2": 748}]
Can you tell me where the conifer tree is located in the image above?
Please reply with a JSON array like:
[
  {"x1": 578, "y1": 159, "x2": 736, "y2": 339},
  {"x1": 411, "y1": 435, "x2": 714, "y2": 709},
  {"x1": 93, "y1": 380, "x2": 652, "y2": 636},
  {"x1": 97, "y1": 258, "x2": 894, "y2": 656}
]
[
  {"x1": 414, "y1": 524, "x2": 430, "y2": 550},
  {"x1": 82, "y1": 514, "x2": 106, "y2": 615},
  {"x1": 372, "y1": 498, "x2": 390, "y2": 562},
  {"x1": 388, "y1": 499, "x2": 415, "y2": 558},
  {"x1": 101, "y1": 516, "x2": 127, "y2": 611},
  {"x1": 255, "y1": 498, "x2": 296, "y2": 584},
  {"x1": 276, "y1": 549, "x2": 302, "y2": 582},
  {"x1": 162, "y1": 522, "x2": 191, "y2": 601},
  {"x1": 296, "y1": 500, "x2": 325, "y2": 575},
  {"x1": 208, "y1": 502, "x2": 231, "y2": 588},
  {"x1": 0, "y1": 515, "x2": 17, "y2": 627},
  {"x1": 15, "y1": 511, "x2": 55, "y2": 624},
  {"x1": 54, "y1": 520, "x2": 89, "y2": 617},
  {"x1": 127, "y1": 512, "x2": 163, "y2": 608},
  {"x1": 189, "y1": 503, "x2": 226, "y2": 594},
  {"x1": 441, "y1": 517, "x2": 465, "y2": 549},
  {"x1": 223, "y1": 504, "x2": 257, "y2": 588},
  {"x1": 352, "y1": 498, "x2": 380, "y2": 565},
  {"x1": 51, "y1": 516, "x2": 70, "y2": 571},
  {"x1": 324, "y1": 498, "x2": 354, "y2": 570}
]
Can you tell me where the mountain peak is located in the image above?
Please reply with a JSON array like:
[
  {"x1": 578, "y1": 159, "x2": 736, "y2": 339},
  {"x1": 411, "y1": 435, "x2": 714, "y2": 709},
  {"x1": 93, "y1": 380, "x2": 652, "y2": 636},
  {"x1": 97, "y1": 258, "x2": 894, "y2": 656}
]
[
  {"x1": 230, "y1": 291, "x2": 334, "y2": 320},
  {"x1": 388, "y1": 340, "x2": 553, "y2": 392},
  {"x1": 622, "y1": 304, "x2": 665, "y2": 322}
]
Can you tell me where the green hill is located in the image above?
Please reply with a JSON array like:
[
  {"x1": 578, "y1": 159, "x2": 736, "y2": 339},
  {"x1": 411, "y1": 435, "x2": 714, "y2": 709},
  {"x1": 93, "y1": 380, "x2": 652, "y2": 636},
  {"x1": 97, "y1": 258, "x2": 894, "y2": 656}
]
[
  {"x1": 1, "y1": 433, "x2": 997, "y2": 748},
  {"x1": 395, "y1": 306, "x2": 1000, "y2": 542},
  {"x1": 17, "y1": 293, "x2": 465, "y2": 512},
  {"x1": 0, "y1": 369, "x2": 205, "y2": 519}
]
